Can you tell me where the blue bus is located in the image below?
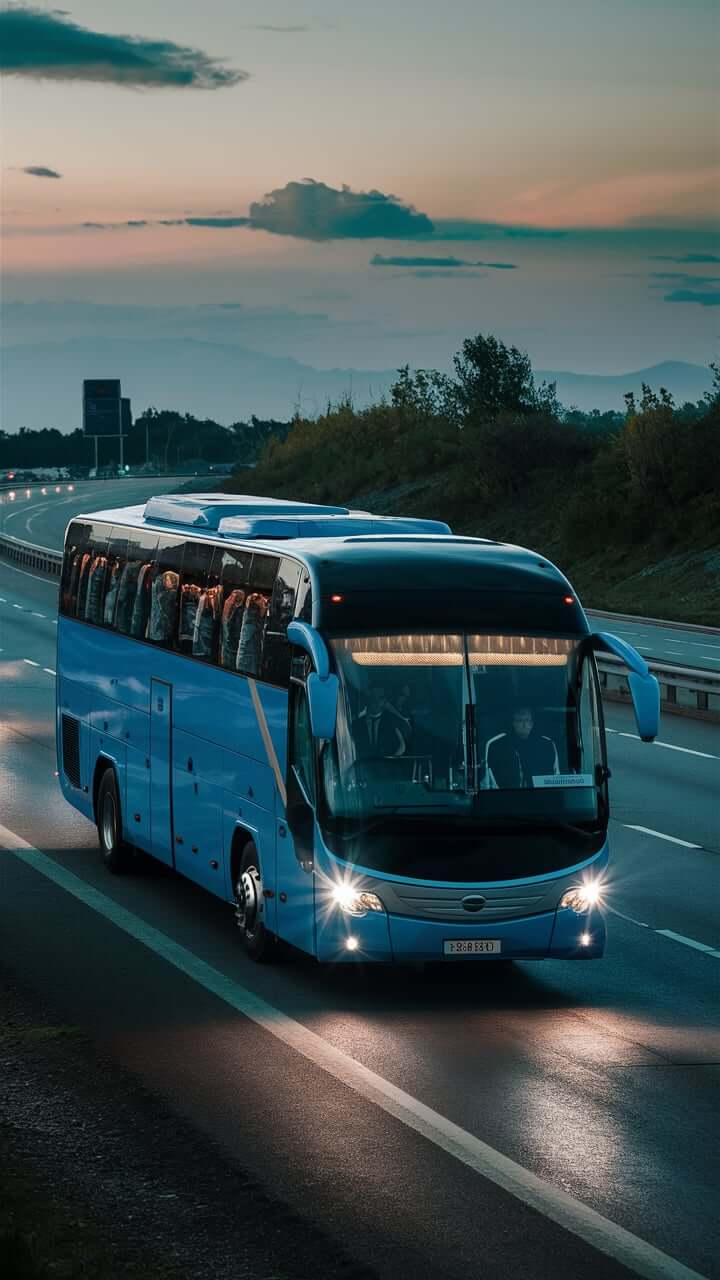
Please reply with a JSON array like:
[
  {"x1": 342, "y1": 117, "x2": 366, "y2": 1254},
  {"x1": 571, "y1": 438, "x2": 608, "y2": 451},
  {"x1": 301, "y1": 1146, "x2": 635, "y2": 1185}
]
[{"x1": 57, "y1": 494, "x2": 659, "y2": 964}]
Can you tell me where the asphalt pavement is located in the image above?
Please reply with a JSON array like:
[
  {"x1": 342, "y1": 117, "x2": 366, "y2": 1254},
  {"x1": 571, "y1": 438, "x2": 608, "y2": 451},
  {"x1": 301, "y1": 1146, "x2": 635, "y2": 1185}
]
[{"x1": 1, "y1": 482, "x2": 718, "y2": 1280}]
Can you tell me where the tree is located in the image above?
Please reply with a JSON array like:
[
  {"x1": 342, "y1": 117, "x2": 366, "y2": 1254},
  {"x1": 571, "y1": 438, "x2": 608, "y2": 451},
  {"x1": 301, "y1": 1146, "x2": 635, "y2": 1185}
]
[{"x1": 448, "y1": 333, "x2": 558, "y2": 424}]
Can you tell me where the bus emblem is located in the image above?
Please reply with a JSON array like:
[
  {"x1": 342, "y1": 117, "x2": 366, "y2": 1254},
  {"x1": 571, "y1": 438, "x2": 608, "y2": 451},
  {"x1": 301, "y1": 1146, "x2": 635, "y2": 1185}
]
[{"x1": 462, "y1": 895, "x2": 487, "y2": 913}]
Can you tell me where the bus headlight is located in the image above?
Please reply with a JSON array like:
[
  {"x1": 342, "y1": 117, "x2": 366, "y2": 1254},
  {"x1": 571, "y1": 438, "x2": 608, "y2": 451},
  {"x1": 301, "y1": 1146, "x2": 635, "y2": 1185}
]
[
  {"x1": 331, "y1": 885, "x2": 385, "y2": 916},
  {"x1": 559, "y1": 879, "x2": 604, "y2": 914}
]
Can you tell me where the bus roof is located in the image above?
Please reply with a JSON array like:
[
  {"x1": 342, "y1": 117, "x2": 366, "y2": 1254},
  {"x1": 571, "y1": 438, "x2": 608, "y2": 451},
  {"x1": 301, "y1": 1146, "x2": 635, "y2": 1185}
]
[{"x1": 76, "y1": 493, "x2": 579, "y2": 610}]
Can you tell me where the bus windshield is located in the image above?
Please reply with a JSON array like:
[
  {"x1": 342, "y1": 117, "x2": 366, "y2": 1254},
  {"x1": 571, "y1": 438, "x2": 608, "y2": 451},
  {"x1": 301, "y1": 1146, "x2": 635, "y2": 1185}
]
[{"x1": 322, "y1": 633, "x2": 605, "y2": 829}]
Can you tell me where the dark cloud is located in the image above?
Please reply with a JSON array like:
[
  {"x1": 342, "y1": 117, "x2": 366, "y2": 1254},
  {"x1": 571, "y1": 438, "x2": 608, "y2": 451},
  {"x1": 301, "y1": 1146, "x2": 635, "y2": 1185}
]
[
  {"x1": 409, "y1": 270, "x2": 484, "y2": 279},
  {"x1": 21, "y1": 164, "x2": 62, "y2": 178},
  {"x1": 81, "y1": 220, "x2": 148, "y2": 229},
  {"x1": 185, "y1": 216, "x2": 251, "y2": 228},
  {"x1": 651, "y1": 253, "x2": 720, "y2": 265},
  {"x1": 248, "y1": 179, "x2": 434, "y2": 240},
  {"x1": 650, "y1": 272, "x2": 719, "y2": 287},
  {"x1": 371, "y1": 253, "x2": 516, "y2": 269},
  {"x1": 663, "y1": 288, "x2": 720, "y2": 307},
  {"x1": 431, "y1": 219, "x2": 566, "y2": 241},
  {"x1": 247, "y1": 25, "x2": 311, "y2": 32},
  {"x1": 0, "y1": 5, "x2": 247, "y2": 89}
]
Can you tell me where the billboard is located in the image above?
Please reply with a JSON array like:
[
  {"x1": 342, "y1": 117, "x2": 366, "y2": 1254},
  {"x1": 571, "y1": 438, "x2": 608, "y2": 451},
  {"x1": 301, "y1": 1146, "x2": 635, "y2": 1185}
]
[{"x1": 83, "y1": 379, "x2": 122, "y2": 435}]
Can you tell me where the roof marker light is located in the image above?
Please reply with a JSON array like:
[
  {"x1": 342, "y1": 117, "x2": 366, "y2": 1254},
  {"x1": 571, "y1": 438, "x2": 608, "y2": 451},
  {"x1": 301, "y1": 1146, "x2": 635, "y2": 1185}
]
[
  {"x1": 330, "y1": 594, "x2": 343, "y2": 604},
  {"x1": 563, "y1": 595, "x2": 574, "y2": 605}
]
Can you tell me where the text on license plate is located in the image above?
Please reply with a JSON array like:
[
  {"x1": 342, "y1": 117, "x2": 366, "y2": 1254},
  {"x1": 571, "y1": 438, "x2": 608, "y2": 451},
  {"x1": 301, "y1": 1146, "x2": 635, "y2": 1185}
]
[{"x1": 444, "y1": 939, "x2": 502, "y2": 956}]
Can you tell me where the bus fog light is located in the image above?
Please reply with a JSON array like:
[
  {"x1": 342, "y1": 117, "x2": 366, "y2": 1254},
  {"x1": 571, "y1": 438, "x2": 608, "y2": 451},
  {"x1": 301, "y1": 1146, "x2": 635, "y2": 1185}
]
[
  {"x1": 559, "y1": 879, "x2": 604, "y2": 914},
  {"x1": 346, "y1": 936, "x2": 359, "y2": 951},
  {"x1": 332, "y1": 884, "x2": 385, "y2": 916},
  {"x1": 580, "y1": 932, "x2": 592, "y2": 947}
]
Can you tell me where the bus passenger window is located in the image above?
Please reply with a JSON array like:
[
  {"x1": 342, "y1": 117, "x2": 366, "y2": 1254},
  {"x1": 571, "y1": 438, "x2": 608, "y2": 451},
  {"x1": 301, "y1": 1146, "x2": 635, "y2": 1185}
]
[
  {"x1": 82, "y1": 524, "x2": 111, "y2": 625},
  {"x1": 103, "y1": 531, "x2": 128, "y2": 627},
  {"x1": 60, "y1": 522, "x2": 90, "y2": 616},
  {"x1": 217, "y1": 548, "x2": 252, "y2": 669},
  {"x1": 178, "y1": 541, "x2": 214, "y2": 654},
  {"x1": 116, "y1": 533, "x2": 157, "y2": 636},
  {"x1": 261, "y1": 557, "x2": 301, "y2": 686},
  {"x1": 146, "y1": 537, "x2": 184, "y2": 647},
  {"x1": 236, "y1": 553, "x2": 276, "y2": 677}
]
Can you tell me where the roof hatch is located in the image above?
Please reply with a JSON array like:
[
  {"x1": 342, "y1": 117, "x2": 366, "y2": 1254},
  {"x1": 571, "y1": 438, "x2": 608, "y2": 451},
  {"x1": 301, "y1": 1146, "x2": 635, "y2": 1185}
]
[{"x1": 143, "y1": 493, "x2": 351, "y2": 530}]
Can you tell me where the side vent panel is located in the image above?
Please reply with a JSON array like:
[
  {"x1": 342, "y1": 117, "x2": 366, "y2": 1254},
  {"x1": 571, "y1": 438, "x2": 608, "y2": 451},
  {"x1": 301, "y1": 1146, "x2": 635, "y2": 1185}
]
[{"x1": 61, "y1": 714, "x2": 81, "y2": 789}]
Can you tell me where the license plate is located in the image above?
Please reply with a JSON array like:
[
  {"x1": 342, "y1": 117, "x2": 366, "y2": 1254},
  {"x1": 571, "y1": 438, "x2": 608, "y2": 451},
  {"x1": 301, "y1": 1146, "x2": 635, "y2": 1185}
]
[{"x1": 444, "y1": 939, "x2": 502, "y2": 956}]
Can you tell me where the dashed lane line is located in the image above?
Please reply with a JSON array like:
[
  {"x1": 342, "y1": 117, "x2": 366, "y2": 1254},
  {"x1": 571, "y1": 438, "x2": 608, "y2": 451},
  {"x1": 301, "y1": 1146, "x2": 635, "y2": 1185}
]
[
  {"x1": 624, "y1": 824, "x2": 702, "y2": 850},
  {"x1": 615, "y1": 732, "x2": 719, "y2": 761},
  {"x1": 607, "y1": 909, "x2": 720, "y2": 958},
  {"x1": 0, "y1": 821, "x2": 709, "y2": 1280},
  {"x1": 43, "y1": 667, "x2": 56, "y2": 676},
  {"x1": 22, "y1": 658, "x2": 40, "y2": 668}
]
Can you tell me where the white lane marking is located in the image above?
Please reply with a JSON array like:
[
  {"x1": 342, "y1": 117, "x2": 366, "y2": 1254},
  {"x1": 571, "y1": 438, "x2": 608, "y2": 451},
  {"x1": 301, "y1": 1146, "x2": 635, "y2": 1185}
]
[
  {"x1": 43, "y1": 667, "x2": 56, "y2": 676},
  {"x1": 12, "y1": 603, "x2": 24, "y2": 609},
  {"x1": 607, "y1": 906, "x2": 650, "y2": 929},
  {"x1": 23, "y1": 658, "x2": 40, "y2": 667},
  {"x1": 653, "y1": 741, "x2": 718, "y2": 761},
  {"x1": 624, "y1": 824, "x2": 701, "y2": 850},
  {"x1": 32, "y1": 611, "x2": 46, "y2": 618},
  {"x1": 0, "y1": 596, "x2": 6, "y2": 602},
  {"x1": 656, "y1": 929, "x2": 720, "y2": 958},
  {"x1": 0, "y1": 823, "x2": 708, "y2": 1280},
  {"x1": 609, "y1": 908, "x2": 719, "y2": 957},
  {"x1": 615, "y1": 733, "x2": 719, "y2": 761},
  {"x1": 686, "y1": 642, "x2": 720, "y2": 651}
]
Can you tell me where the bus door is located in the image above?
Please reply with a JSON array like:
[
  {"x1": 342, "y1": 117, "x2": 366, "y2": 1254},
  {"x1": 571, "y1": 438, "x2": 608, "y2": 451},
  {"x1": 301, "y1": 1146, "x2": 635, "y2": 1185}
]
[{"x1": 150, "y1": 678, "x2": 174, "y2": 866}]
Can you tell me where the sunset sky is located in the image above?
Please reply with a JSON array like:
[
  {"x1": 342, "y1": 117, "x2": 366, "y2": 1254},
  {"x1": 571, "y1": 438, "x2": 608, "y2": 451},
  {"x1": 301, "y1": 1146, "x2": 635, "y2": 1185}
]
[{"x1": 1, "y1": 0, "x2": 718, "y2": 425}]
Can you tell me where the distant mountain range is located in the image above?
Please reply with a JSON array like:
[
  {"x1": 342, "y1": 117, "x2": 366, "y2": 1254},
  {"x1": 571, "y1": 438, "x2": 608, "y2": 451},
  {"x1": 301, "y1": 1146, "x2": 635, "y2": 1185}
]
[
  {"x1": 536, "y1": 361, "x2": 713, "y2": 413},
  {"x1": 0, "y1": 337, "x2": 712, "y2": 429}
]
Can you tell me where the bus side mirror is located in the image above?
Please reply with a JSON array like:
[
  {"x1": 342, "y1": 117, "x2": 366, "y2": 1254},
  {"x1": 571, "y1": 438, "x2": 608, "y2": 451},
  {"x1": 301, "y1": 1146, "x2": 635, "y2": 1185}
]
[
  {"x1": 287, "y1": 621, "x2": 338, "y2": 739},
  {"x1": 307, "y1": 672, "x2": 338, "y2": 740},
  {"x1": 589, "y1": 631, "x2": 660, "y2": 742}
]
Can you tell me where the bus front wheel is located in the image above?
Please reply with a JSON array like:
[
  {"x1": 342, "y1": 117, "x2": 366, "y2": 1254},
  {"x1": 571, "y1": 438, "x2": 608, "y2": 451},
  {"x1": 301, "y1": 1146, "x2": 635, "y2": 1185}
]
[
  {"x1": 235, "y1": 842, "x2": 274, "y2": 962},
  {"x1": 96, "y1": 768, "x2": 134, "y2": 874}
]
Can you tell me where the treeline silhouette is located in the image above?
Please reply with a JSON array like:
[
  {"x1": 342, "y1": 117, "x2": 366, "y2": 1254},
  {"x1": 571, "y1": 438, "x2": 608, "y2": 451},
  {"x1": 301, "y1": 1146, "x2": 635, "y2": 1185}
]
[
  {"x1": 226, "y1": 334, "x2": 719, "y2": 621},
  {"x1": 0, "y1": 408, "x2": 290, "y2": 472}
]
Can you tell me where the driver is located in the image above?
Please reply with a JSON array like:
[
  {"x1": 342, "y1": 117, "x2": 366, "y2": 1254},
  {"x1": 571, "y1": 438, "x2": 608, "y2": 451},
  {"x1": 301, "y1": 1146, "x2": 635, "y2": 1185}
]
[
  {"x1": 355, "y1": 686, "x2": 408, "y2": 758},
  {"x1": 484, "y1": 706, "x2": 559, "y2": 788}
]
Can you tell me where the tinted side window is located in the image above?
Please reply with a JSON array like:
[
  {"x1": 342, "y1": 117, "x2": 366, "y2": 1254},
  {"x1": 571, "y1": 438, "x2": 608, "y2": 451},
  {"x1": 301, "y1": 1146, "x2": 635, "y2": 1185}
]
[
  {"x1": 236, "y1": 554, "x2": 277, "y2": 678},
  {"x1": 60, "y1": 521, "x2": 90, "y2": 616},
  {"x1": 82, "y1": 523, "x2": 111, "y2": 624},
  {"x1": 217, "y1": 547, "x2": 252, "y2": 669},
  {"x1": 181, "y1": 541, "x2": 222, "y2": 663},
  {"x1": 146, "y1": 536, "x2": 184, "y2": 648},
  {"x1": 102, "y1": 529, "x2": 129, "y2": 628},
  {"x1": 115, "y1": 530, "x2": 158, "y2": 636},
  {"x1": 261, "y1": 557, "x2": 301, "y2": 686}
]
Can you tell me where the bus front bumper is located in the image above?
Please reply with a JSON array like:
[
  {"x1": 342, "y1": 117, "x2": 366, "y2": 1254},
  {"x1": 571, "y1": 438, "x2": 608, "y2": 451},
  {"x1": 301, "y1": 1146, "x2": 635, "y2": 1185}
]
[{"x1": 315, "y1": 906, "x2": 605, "y2": 963}]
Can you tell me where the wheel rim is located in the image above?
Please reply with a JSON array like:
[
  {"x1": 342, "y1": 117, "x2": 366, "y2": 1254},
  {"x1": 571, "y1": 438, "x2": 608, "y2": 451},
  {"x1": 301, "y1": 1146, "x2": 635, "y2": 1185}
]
[
  {"x1": 236, "y1": 865, "x2": 262, "y2": 938},
  {"x1": 101, "y1": 792, "x2": 115, "y2": 851}
]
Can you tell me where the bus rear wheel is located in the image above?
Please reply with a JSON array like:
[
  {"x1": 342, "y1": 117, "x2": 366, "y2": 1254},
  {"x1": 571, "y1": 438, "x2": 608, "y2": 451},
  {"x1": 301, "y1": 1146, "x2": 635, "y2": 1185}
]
[
  {"x1": 96, "y1": 768, "x2": 134, "y2": 874},
  {"x1": 235, "y1": 843, "x2": 274, "y2": 962}
]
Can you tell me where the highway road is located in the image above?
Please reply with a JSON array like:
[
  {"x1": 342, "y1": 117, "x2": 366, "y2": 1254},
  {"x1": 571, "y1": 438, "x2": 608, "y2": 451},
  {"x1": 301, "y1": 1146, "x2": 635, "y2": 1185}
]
[
  {"x1": 2, "y1": 479, "x2": 718, "y2": 670},
  {"x1": 1, "y1": 481, "x2": 719, "y2": 1280}
]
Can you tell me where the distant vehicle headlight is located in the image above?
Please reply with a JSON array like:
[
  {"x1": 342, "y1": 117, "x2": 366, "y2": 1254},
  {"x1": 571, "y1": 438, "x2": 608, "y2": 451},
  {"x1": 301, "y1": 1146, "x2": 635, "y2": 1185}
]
[
  {"x1": 559, "y1": 879, "x2": 604, "y2": 914},
  {"x1": 331, "y1": 884, "x2": 385, "y2": 916}
]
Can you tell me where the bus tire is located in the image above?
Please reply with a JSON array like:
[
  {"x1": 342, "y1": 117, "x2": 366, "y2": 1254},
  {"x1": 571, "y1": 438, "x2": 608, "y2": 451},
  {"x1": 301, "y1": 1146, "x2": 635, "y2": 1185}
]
[
  {"x1": 235, "y1": 842, "x2": 274, "y2": 962},
  {"x1": 96, "y1": 768, "x2": 134, "y2": 874}
]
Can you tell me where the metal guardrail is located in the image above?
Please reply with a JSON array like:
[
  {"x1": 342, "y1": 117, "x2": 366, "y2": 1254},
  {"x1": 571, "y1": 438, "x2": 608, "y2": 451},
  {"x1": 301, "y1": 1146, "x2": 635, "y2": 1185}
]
[
  {"x1": 597, "y1": 654, "x2": 719, "y2": 722},
  {"x1": 0, "y1": 532, "x2": 63, "y2": 577},
  {"x1": 2, "y1": 528, "x2": 718, "y2": 721}
]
